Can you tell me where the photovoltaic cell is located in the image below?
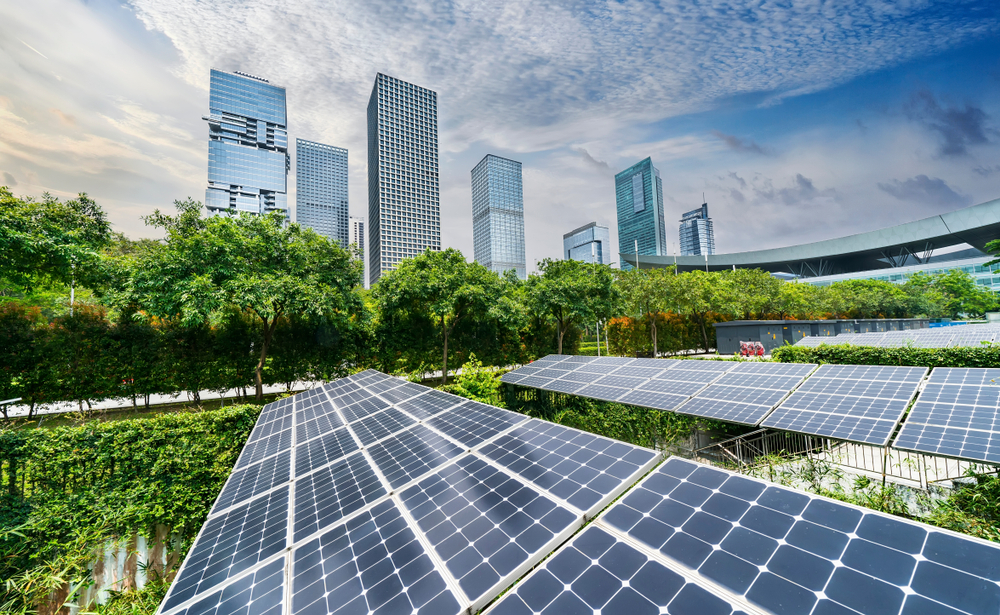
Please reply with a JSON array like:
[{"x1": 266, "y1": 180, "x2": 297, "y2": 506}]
[
  {"x1": 214, "y1": 450, "x2": 291, "y2": 513},
  {"x1": 399, "y1": 455, "x2": 578, "y2": 607},
  {"x1": 670, "y1": 362, "x2": 816, "y2": 425},
  {"x1": 292, "y1": 451, "x2": 386, "y2": 543},
  {"x1": 486, "y1": 525, "x2": 749, "y2": 615},
  {"x1": 377, "y1": 381, "x2": 427, "y2": 404},
  {"x1": 348, "y1": 407, "x2": 416, "y2": 446},
  {"x1": 235, "y1": 428, "x2": 292, "y2": 469},
  {"x1": 396, "y1": 389, "x2": 462, "y2": 419},
  {"x1": 246, "y1": 412, "x2": 293, "y2": 443},
  {"x1": 174, "y1": 557, "x2": 284, "y2": 615},
  {"x1": 162, "y1": 488, "x2": 288, "y2": 612},
  {"x1": 635, "y1": 378, "x2": 709, "y2": 396},
  {"x1": 295, "y1": 411, "x2": 343, "y2": 443},
  {"x1": 574, "y1": 383, "x2": 629, "y2": 402},
  {"x1": 763, "y1": 363, "x2": 927, "y2": 445},
  {"x1": 618, "y1": 389, "x2": 689, "y2": 411},
  {"x1": 599, "y1": 456, "x2": 1000, "y2": 615},
  {"x1": 290, "y1": 499, "x2": 462, "y2": 615},
  {"x1": 425, "y1": 400, "x2": 528, "y2": 447},
  {"x1": 338, "y1": 395, "x2": 391, "y2": 423},
  {"x1": 295, "y1": 427, "x2": 358, "y2": 477},
  {"x1": 479, "y1": 419, "x2": 659, "y2": 514},
  {"x1": 366, "y1": 424, "x2": 465, "y2": 489},
  {"x1": 892, "y1": 367, "x2": 1000, "y2": 464}
]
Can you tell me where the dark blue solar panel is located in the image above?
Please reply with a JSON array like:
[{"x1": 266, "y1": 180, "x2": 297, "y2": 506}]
[
  {"x1": 366, "y1": 424, "x2": 465, "y2": 489},
  {"x1": 601, "y1": 457, "x2": 1000, "y2": 615},
  {"x1": 295, "y1": 427, "x2": 358, "y2": 477},
  {"x1": 397, "y1": 389, "x2": 463, "y2": 419},
  {"x1": 295, "y1": 410, "x2": 343, "y2": 443},
  {"x1": 399, "y1": 455, "x2": 578, "y2": 605},
  {"x1": 674, "y1": 398, "x2": 779, "y2": 425},
  {"x1": 213, "y1": 450, "x2": 291, "y2": 513},
  {"x1": 378, "y1": 381, "x2": 427, "y2": 404},
  {"x1": 619, "y1": 389, "x2": 690, "y2": 411},
  {"x1": 339, "y1": 395, "x2": 392, "y2": 423},
  {"x1": 425, "y1": 400, "x2": 527, "y2": 447},
  {"x1": 574, "y1": 383, "x2": 629, "y2": 402},
  {"x1": 172, "y1": 557, "x2": 284, "y2": 615},
  {"x1": 246, "y1": 412, "x2": 292, "y2": 443},
  {"x1": 636, "y1": 378, "x2": 709, "y2": 396},
  {"x1": 349, "y1": 407, "x2": 416, "y2": 446},
  {"x1": 292, "y1": 451, "x2": 386, "y2": 543},
  {"x1": 235, "y1": 428, "x2": 292, "y2": 469},
  {"x1": 478, "y1": 419, "x2": 658, "y2": 514},
  {"x1": 487, "y1": 526, "x2": 750, "y2": 615},
  {"x1": 162, "y1": 488, "x2": 288, "y2": 611},
  {"x1": 290, "y1": 500, "x2": 461, "y2": 615}
]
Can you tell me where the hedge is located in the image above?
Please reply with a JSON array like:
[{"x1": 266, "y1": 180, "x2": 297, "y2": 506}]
[{"x1": 771, "y1": 344, "x2": 1000, "y2": 368}]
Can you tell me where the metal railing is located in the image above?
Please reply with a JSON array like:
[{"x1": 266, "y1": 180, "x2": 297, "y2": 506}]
[{"x1": 697, "y1": 428, "x2": 996, "y2": 489}]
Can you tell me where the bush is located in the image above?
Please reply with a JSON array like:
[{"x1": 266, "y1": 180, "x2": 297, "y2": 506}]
[
  {"x1": 772, "y1": 344, "x2": 1000, "y2": 368},
  {"x1": 0, "y1": 404, "x2": 261, "y2": 612}
]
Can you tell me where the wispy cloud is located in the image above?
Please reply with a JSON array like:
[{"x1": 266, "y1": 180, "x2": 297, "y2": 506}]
[
  {"x1": 713, "y1": 131, "x2": 770, "y2": 155},
  {"x1": 905, "y1": 90, "x2": 993, "y2": 156},
  {"x1": 878, "y1": 174, "x2": 971, "y2": 208}
]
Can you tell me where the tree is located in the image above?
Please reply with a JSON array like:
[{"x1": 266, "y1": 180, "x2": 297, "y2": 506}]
[
  {"x1": 617, "y1": 267, "x2": 676, "y2": 356},
  {"x1": 672, "y1": 270, "x2": 723, "y2": 351},
  {"x1": 0, "y1": 187, "x2": 112, "y2": 292},
  {"x1": 527, "y1": 259, "x2": 619, "y2": 354},
  {"x1": 721, "y1": 268, "x2": 780, "y2": 320},
  {"x1": 928, "y1": 269, "x2": 998, "y2": 318},
  {"x1": 373, "y1": 249, "x2": 509, "y2": 384},
  {"x1": 114, "y1": 200, "x2": 362, "y2": 400}
]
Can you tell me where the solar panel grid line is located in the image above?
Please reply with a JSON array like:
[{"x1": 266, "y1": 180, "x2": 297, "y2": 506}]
[
  {"x1": 208, "y1": 450, "x2": 293, "y2": 520},
  {"x1": 397, "y1": 453, "x2": 585, "y2": 614},
  {"x1": 156, "y1": 551, "x2": 290, "y2": 615},
  {"x1": 596, "y1": 456, "x2": 1000, "y2": 615}
]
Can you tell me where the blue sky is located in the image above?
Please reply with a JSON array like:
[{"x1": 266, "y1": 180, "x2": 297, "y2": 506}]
[{"x1": 2, "y1": 0, "x2": 1000, "y2": 271}]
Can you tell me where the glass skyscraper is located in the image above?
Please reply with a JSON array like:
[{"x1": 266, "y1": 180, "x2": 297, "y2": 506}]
[
  {"x1": 563, "y1": 222, "x2": 610, "y2": 265},
  {"x1": 471, "y1": 154, "x2": 526, "y2": 279},
  {"x1": 679, "y1": 203, "x2": 716, "y2": 256},
  {"x1": 615, "y1": 157, "x2": 666, "y2": 271},
  {"x1": 295, "y1": 139, "x2": 348, "y2": 246},
  {"x1": 366, "y1": 74, "x2": 440, "y2": 284},
  {"x1": 350, "y1": 216, "x2": 366, "y2": 287},
  {"x1": 203, "y1": 69, "x2": 289, "y2": 219}
]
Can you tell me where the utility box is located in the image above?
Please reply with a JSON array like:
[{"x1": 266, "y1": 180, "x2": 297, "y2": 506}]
[
  {"x1": 808, "y1": 321, "x2": 838, "y2": 337},
  {"x1": 834, "y1": 320, "x2": 857, "y2": 334},
  {"x1": 781, "y1": 322, "x2": 812, "y2": 345},
  {"x1": 713, "y1": 321, "x2": 787, "y2": 355}
]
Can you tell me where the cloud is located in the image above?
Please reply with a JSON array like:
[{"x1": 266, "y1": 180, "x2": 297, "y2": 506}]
[
  {"x1": 49, "y1": 108, "x2": 75, "y2": 127},
  {"x1": 728, "y1": 188, "x2": 744, "y2": 203},
  {"x1": 728, "y1": 172, "x2": 747, "y2": 189},
  {"x1": 905, "y1": 90, "x2": 992, "y2": 156},
  {"x1": 575, "y1": 147, "x2": 616, "y2": 176},
  {"x1": 3, "y1": 171, "x2": 16, "y2": 186},
  {"x1": 973, "y1": 164, "x2": 1000, "y2": 177},
  {"x1": 712, "y1": 131, "x2": 769, "y2": 155},
  {"x1": 877, "y1": 174, "x2": 971, "y2": 208}
]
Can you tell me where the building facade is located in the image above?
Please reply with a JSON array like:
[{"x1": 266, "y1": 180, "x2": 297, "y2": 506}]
[
  {"x1": 801, "y1": 255, "x2": 1000, "y2": 292},
  {"x1": 563, "y1": 222, "x2": 611, "y2": 265},
  {"x1": 471, "y1": 155, "x2": 526, "y2": 279},
  {"x1": 615, "y1": 157, "x2": 666, "y2": 270},
  {"x1": 366, "y1": 74, "x2": 441, "y2": 284},
  {"x1": 204, "y1": 69, "x2": 289, "y2": 219},
  {"x1": 350, "y1": 217, "x2": 365, "y2": 255},
  {"x1": 295, "y1": 139, "x2": 348, "y2": 245},
  {"x1": 679, "y1": 203, "x2": 715, "y2": 256}
]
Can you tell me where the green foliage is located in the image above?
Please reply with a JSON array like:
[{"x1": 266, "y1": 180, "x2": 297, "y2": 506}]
[
  {"x1": 0, "y1": 188, "x2": 112, "y2": 293},
  {"x1": 0, "y1": 404, "x2": 260, "y2": 612},
  {"x1": 927, "y1": 472, "x2": 1000, "y2": 542},
  {"x1": 772, "y1": 343, "x2": 1000, "y2": 368},
  {"x1": 111, "y1": 199, "x2": 362, "y2": 399},
  {"x1": 527, "y1": 259, "x2": 619, "y2": 354},
  {"x1": 440, "y1": 354, "x2": 504, "y2": 407},
  {"x1": 89, "y1": 570, "x2": 171, "y2": 615},
  {"x1": 504, "y1": 384, "x2": 695, "y2": 450}
]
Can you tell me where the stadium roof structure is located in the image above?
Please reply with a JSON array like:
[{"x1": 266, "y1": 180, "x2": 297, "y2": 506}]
[{"x1": 622, "y1": 197, "x2": 1000, "y2": 277}]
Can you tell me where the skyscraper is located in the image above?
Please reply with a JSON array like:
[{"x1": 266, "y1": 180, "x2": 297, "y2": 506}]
[
  {"x1": 350, "y1": 216, "x2": 365, "y2": 255},
  {"x1": 203, "y1": 69, "x2": 289, "y2": 219},
  {"x1": 679, "y1": 203, "x2": 716, "y2": 256},
  {"x1": 366, "y1": 74, "x2": 440, "y2": 284},
  {"x1": 615, "y1": 157, "x2": 666, "y2": 270},
  {"x1": 295, "y1": 139, "x2": 348, "y2": 245},
  {"x1": 471, "y1": 155, "x2": 526, "y2": 279},
  {"x1": 563, "y1": 222, "x2": 611, "y2": 265}
]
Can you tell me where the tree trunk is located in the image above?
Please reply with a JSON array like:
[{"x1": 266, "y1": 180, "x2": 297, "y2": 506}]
[
  {"x1": 255, "y1": 316, "x2": 280, "y2": 402},
  {"x1": 557, "y1": 323, "x2": 565, "y2": 355},
  {"x1": 651, "y1": 317, "x2": 658, "y2": 357},
  {"x1": 442, "y1": 317, "x2": 449, "y2": 386},
  {"x1": 699, "y1": 316, "x2": 710, "y2": 352}
]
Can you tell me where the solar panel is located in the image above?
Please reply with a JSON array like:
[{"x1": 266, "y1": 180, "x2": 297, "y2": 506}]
[
  {"x1": 893, "y1": 367, "x2": 1000, "y2": 464},
  {"x1": 161, "y1": 369, "x2": 663, "y2": 615},
  {"x1": 478, "y1": 419, "x2": 659, "y2": 515},
  {"x1": 598, "y1": 456, "x2": 1000, "y2": 615},
  {"x1": 618, "y1": 389, "x2": 690, "y2": 411},
  {"x1": 486, "y1": 525, "x2": 750, "y2": 615},
  {"x1": 290, "y1": 500, "x2": 463, "y2": 615},
  {"x1": 670, "y1": 362, "x2": 817, "y2": 425},
  {"x1": 398, "y1": 455, "x2": 579, "y2": 609},
  {"x1": 763, "y1": 364, "x2": 927, "y2": 445},
  {"x1": 795, "y1": 335, "x2": 834, "y2": 347}
]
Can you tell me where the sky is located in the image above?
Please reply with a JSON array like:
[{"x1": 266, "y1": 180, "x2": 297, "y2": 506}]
[{"x1": 2, "y1": 0, "x2": 1000, "y2": 274}]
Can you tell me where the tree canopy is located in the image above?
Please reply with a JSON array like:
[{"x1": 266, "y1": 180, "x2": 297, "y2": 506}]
[{"x1": 527, "y1": 258, "x2": 619, "y2": 354}]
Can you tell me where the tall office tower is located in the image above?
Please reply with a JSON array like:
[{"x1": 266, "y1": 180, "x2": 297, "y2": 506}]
[
  {"x1": 295, "y1": 139, "x2": 348, "y2": 245},
  {"x1": 203, "y1": 69, "x2": 289, "y2": 219},
  {"x1": 366, "y1": 74, "x2": 440, "y2": 284},
  {"x1": 471, "y1": 155, "x2": 526, "y2": 279},
  {"x1": 563, "y1": 222, "x2": 611, "y2": 264},
  {"x1": 350, "y1": 217, "x2": 365, "y2": 255},
  {"x1": 679, "y1": 203, "x2": 716, "y2": 256},
  {"x1": 615, "y1": 157, "x2": 666, "y2": 270}
]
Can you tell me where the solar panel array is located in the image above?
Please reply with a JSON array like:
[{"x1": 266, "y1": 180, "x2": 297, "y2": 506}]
[
  {"x1": 501, "y1": 355, "x2": 817, "y2": 426},
  {"x1": 893, "y1": 367, "x2": 1000, "y2": 464},
  {"x1": 795, "y1": 323, "x2": 1000, "y2": 348},
  {"x1": 158, "y1": 370, "x2": 661, "y2": 615},
  {"x1": 762, "y1": 364, "x2": 927, "y2": 445}
]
